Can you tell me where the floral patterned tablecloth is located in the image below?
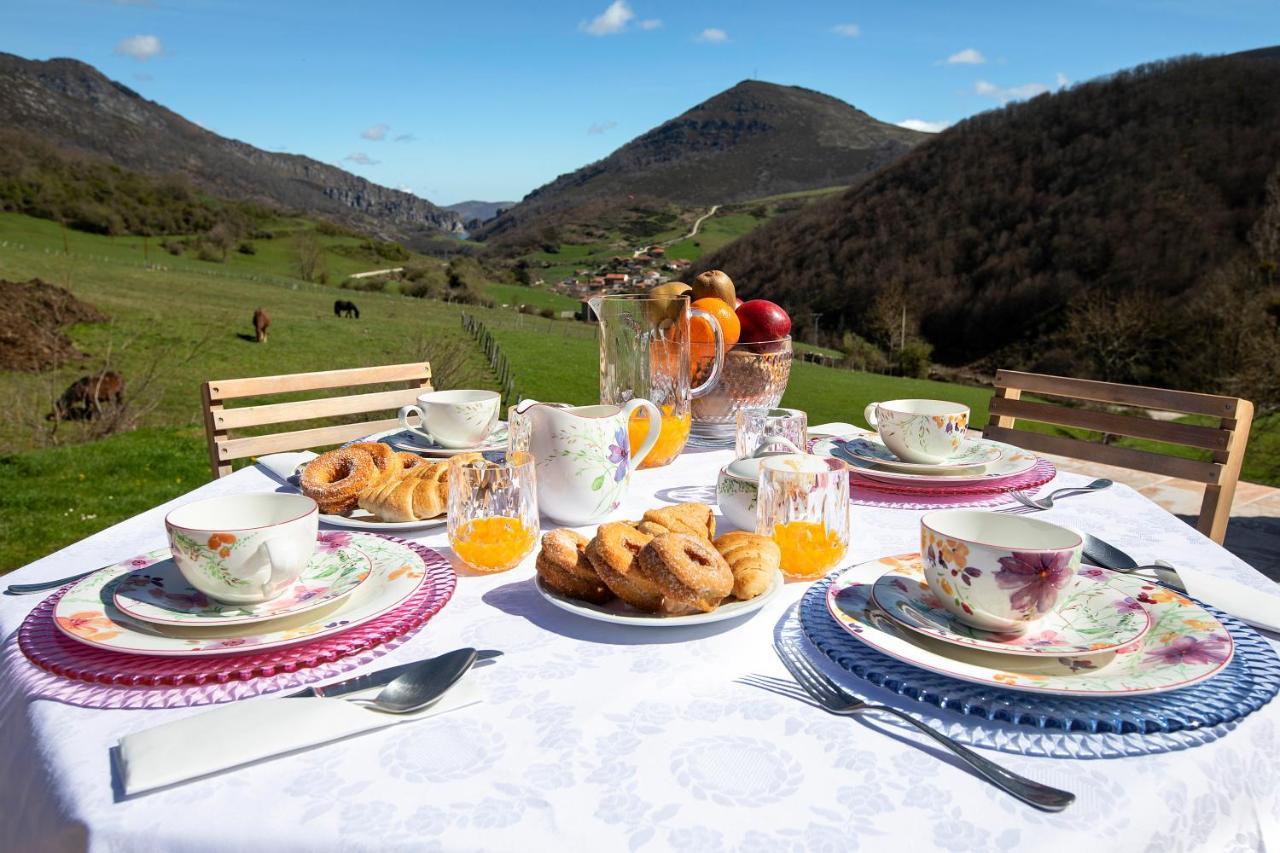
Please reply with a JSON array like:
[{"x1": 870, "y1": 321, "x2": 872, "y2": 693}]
[{"x1": 2, "y1": 447, "x2": 1278, "y2": 853}]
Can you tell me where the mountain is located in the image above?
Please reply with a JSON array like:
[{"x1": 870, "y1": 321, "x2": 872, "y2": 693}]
[
  {"x1": 0, "y1": 53, "x2": 463, "y2": 244},
  {"x1": 474, "y1": 80, "x2": 926, "y2": 242},
  {"x1": 695, "y1": 50, "x2": 1280, "y2": 404},
  {"x1": 445, "y1": 200, "x2": 516, "y2": 226}
]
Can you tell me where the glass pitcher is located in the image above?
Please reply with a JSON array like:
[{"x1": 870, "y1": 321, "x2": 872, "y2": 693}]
[{"x1": 589, "y1": 293, "x2": 725, "y2": 468}]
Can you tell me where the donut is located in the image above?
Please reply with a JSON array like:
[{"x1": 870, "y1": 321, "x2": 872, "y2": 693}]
[
  {"x1": 586, "y1": 523, "x2": 663, "y2": 612},
  {"x1": 300, "y1": 448, "x2": 379, "y2": 515},
  {"x1": 395, "y1": 451, "x2": 428, "y2": 472},
  {"x1": 637, "y1": 533, "x2": 733, "y2": 614},
  {"x1": 536, "y1": 529, "x2": 613, "y2": 604},
  {"x1": 346, "y1": 441, "x2": 403, "y2": 483}
]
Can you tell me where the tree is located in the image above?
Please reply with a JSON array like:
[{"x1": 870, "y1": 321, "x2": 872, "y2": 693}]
[{"x1": 295, "y1": 231, "x2": 325, "y2": 282}]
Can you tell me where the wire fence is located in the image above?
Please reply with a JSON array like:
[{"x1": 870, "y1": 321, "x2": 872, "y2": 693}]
[{"x1": 461, "y1": 314, "x2": 520, "y2": 407}]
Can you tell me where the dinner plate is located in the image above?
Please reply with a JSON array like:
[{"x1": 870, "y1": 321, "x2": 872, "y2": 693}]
[
  {"x1": 869, "y1": 556, "x2": 1152, "y2": 657},
  {"x1": 362, "y1": 423, "x2": 509, "y2": 457},
  {"x1": 112, "y1": 534, "x2": 372, "y2": 627},
  {"x1": 319, "y1": 510, "x2": 448, "y2": 531},
  {"x1": 815, "y1": 432, "x2": 1039, "y2": 485},
  {"x1": 825, "y1": 554, "x2": 1233, "y2": 696},
  {"x1": 533, "y1": 569, "x2": 784, "y2": 627},
  {"x1": 53, "y1": 533, "x2": 429, "y2": 656},
  {"x1": 838, "y1": 436, "x2": 1002, "y2": 473}
]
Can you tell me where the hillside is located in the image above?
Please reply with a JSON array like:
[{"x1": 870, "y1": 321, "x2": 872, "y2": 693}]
[
  {"x1": 0, "y1": 53, "x2": 463, "y2": 245},
  {"x1": 446, "y1": 200, "x2": 516, "y2": 227},
  {"x1": 476, "y1": 80, "x2": 925, "y2": 243},
  {"x1": 696, "y1": 50, "x2": 1280, "y2": 406}
]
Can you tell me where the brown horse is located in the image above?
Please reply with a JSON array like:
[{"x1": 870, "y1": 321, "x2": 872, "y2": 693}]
[
  {"x1": 253, "y1": 308, "x2": 271, "y2": 342},
  {"x1": 47, "y1": 371, "x2": 125, "y2": 423}
]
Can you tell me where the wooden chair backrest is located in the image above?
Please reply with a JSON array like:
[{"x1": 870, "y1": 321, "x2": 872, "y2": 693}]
[
  {"x1": 984, "y1": 370, "x2": 1254, "y2": 544},
  {"x1": 201, "y1": 362, "x2": 432, "y2": 479}
]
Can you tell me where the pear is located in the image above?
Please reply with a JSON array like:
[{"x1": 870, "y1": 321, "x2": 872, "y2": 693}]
[
  {"x1": 691, "y1": 270, "x2": 736, "y2": 306},
  {"x1": 648, "y1": 281, "x2": 692, "y2": 323}
]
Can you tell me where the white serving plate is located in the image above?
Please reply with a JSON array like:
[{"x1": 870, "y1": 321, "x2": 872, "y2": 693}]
[{"x1": 534, "y1": 569, "x2": 783, "y2": 627}]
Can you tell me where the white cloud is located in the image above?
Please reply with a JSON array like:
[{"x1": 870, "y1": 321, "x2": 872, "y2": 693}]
[
  {"x1": 114, "y1": 34, "x2": 162, "y2": 61},
  {"x1": 696, "y1": 28, "x2": 728, "y2": 43},
  {"x1": 361, "y1": 123, "x2": 390, "y2": 141},
  {"x1": 582, "y1": 0, "x2": 633, "y2": 36},
  {"x1": 344, "y1": 153, "x2": 380, "y2": 166},
  {"x1": 831, "y1": 23, "x2": 860, "y2": 37},
  {"x1": 638, "y1": 18, "x2": 662, "y2": 30},
  {"x1": 588, "y1": 120, "x2": 617, "y2": 135},
  {"x1": 975, "y1": 79, "x2": 1049, "y2": 104},
  {"x1": 897, "y1": 119, "x2": 951, "y2": 133},
  {"x1": 394, "y1": 133, "x2": 416, "y2": 143},
  {"x1": 943, "y1": 48, "x2": 985, "y2": 65},
  {"x1": 1055, "y1": 71, "x2": 1070, "y2": 88}
]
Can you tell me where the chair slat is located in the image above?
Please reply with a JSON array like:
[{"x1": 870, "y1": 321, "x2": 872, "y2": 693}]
[
  {"x1": 208, "y1": 363, "x2": 430, "y2": 401},
  {"x1": 214, "y1": 387, "x2": 424, "y2": 430},
  {"x1": 215, "y1": 418, "x2": 404, "y2": 462},
  {"x1": 982, "y1": 424, "x2": 1223, "y2": 483},
  {"x1": 988, "y1": 397, "x2": 1230, "y2": 451},
  {"x1": 994, "y1": 370, "x2": 1242, "y2": 418}
]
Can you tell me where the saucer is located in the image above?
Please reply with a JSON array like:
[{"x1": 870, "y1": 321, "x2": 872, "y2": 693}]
[
  {"x1": 367, "y1": 423, "x2": 508, "y2": 457},
  {"x1": 112, "y1": 533, "x2": 373, "y2": 627},
  {"x1": 838, "y1": 436, "x2": 1002, "y2": 473},
  {"x1": 870, "y1": 557, "x2": 1152, "y2": 657}
]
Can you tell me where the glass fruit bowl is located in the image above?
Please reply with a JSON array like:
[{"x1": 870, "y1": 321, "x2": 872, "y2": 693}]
[{"x1": 690, "y1": 336, "x2": 792, "y2": 445}]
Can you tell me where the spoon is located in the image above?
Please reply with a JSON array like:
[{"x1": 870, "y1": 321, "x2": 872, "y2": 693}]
[
  {"x1": 350, "y1": 647, "x2": 478, "y2": 714},
  {"x1": 1011, "y1": 478, "x2": 1112, "y2": 511}
]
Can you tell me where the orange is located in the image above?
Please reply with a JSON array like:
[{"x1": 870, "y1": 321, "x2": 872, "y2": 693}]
[{"x1": 690, "y1": 297, "x2": 740, "y2": 377}]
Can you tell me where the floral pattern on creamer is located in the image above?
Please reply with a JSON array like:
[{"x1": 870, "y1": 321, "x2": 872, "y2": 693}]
[{"x1": 542, "y1": 423, "x2": 632, "y2": 517}]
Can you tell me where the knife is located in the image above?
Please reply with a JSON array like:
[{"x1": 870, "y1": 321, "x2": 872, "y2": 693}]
[
  {"x1": 1083, "y1": 533, "x2": 1280, "y2": 634},
  {"x1": 285, "y1": 648, "x2": 502, "y2": 699}
]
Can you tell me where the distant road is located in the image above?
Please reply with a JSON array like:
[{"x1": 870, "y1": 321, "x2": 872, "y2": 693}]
[{"x1": 670, "y1": 205, "x2": 720, "y2": 245}]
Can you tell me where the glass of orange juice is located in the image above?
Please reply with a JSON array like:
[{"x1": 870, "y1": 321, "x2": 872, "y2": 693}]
[
  {"x1": 756, "y1": 455, "x2": 850, "y2": 580},
  {"x1": 447, "y1": 451, "x2": 539, "y2": 574}
]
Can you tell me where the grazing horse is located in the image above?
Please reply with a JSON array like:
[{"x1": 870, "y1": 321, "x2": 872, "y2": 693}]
[
  {"x1": 253, "y1": 308, "x2": 271, "y2": 342},
  {"x1": 334, "y1": 299, "x2": 360, "y2": 319},
  {"x1": 47, "y1": 371, "x2": 125, "y2": 424}
]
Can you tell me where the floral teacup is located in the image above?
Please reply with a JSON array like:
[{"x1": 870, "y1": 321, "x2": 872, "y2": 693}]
[
  {"x1": 398, "y1": 389, "x2": 500, "y2": 449},
  {"x1": 863, "y1": 399, "x2": 968, "y2": 464},
  {"x1": 919, "y1": 510, "x2": 1082, "y2": 633},
  {"x1": 165, "y1": 493, "x2": 318, "y2": 604},
  {"x1": 716, "y1": 437, "x2": 803, "y2": 530}
]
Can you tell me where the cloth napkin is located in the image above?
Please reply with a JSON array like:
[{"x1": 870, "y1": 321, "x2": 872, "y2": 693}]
[
  {"x1": 1171, "y1": 564, "x2": 1280, "y2": 634},
  {"x1": 116, "y1": 680, "x2": 481, "y2": 796},
  {"x1": 255, "y1": 450, "x2": 318, "y2": 485}
]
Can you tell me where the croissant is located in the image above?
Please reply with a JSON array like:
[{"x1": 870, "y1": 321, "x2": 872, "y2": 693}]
[
  {"x1": 713, "y1": 531, "x2": 780, "y2": 600},
  {"x1": 356, "y1": 453, "x2": 484, "y2": 522},
  {"x1": 641, "y1": 503, "x2": 715, "y2": 541}
]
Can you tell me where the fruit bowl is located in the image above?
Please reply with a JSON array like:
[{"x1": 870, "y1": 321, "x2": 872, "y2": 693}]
[{"x1": 690, "y1": 336, "x2": 792, "y2": 445}]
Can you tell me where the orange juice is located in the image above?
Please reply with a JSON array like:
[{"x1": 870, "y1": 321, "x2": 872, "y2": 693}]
[
  {"x1": 771, "y1": 521, "x2": 846, "y2": 579},
  {"x1": 451, "y1": 517, "x2": 536, "y2": 573},
  {"x1": 630, "y1": 406, "x2": 691, "y2": 469}
]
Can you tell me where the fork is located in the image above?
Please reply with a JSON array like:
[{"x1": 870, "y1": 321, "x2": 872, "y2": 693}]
[
  {"x1": 1009, "y1": 479, "x2": 1112, "y2": 511},
  {"x1": 746, "y1": 640, "x2": 1075, "y2": 812},
  {"x1": 5, "y1": 569, "x2": 98, "y2": 595}
]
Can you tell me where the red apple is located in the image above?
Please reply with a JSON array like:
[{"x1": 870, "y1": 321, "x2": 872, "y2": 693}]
[{"x1": 736, "y1": 299, "x2": 791, "y2": 343}]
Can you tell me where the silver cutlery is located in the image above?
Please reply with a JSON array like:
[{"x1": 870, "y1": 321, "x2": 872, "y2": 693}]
[
  {"x1": 5, "y1": 568, "x2": 99, "y2": 595},
  {"x1": 1009, "y1": 478, "x2": 1112, "y2": 511},
  {"x1": 350, "y1": 648, "x2": 481, "y2": 714},
  {"x1": 744, "y1": 640, "x2": 1075, "y2": 812},
  {"x1": 286, "y1": 648, "x2": 502, "y2": 699},
  {"x1": 1083, "y1": 533, "x2": 1188, "y2": 590}
]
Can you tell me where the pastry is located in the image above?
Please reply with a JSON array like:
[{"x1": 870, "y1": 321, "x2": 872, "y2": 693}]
[
  {"x1": 396, "y1": 451, "x2": 429, "y2": 472},
  {"x1": 586, "y1": 522, "x2": 664, "y2": 612},
  {"x1": 713, "y1": 532, "x2": 780, "y2": 600},
  {"x1": 637, "y1": 533, "x2": 733, "y2": 614},
  {"x1": 300, "y1": 447, "x2": 379, "y2": 515},
  {"x1": 536, "y1": 529, "x2": 612, "y2": 604},
  {"x1": 346, "y1": 441, "x2": 403, "y2": 483},
  {"x1": 640, "y1": 503, "x2": 716, "y2": 540},
  {"x1": 357, "y1": 453, "x2": 484, "y2": 522}
]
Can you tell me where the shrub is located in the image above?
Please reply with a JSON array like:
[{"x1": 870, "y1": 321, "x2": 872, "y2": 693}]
[
  {"x1": 897, "y1": 339, "x2": 933, "y2": 379},
  {"x1": 237, "y1": 241, "x2": 256, "y2": 255},
  {"x1": 839, "y1": 332, "x2": 889, "y2": 373}
]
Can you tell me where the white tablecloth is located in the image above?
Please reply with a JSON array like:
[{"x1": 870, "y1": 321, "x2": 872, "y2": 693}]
[{"x1": 3, "y1": 447, "x2": 1279, "y2": 853}]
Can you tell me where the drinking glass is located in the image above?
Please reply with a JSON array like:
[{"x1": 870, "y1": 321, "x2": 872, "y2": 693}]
[
  {"x1": 756, "y1": 455, "x2": 850, "y2": 580},
  {"x1": 735, "y1": 407, "x2": 809, "y2": 459},
  {"x1": 447, "y1": 451, "x2": 539, "y2": 574}
]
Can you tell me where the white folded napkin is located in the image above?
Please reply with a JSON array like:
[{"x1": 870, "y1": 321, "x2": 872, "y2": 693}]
[
  {"x1": 1171, "y1": 565, "x2": 1280, "y2": 634},
  {"x1": 116, "y1": 680, "x2": 481, "y2": 796},
  {"x1": 809, "y1": 422, "x2": 862, "y2": 437},
  {"x1": 255, "y1": 450, "x2": 318, "y2": 484}
]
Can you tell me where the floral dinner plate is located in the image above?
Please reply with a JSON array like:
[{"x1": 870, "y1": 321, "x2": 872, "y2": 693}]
[
  {"x1": 838, "y1": 436, "x2": 1002, "y2": 473},
  {"x1": 869, "y1": 556, "x2": 1152, "y2": 657},
  {"x1": 826, "y1": 554, "x2": 1233, "y2": 696},
  {"x1": 53, "y1": 533, "x2": 431, "y2": 657},
  {"x1": 814, "y1": 431, "x2": 1038, "y2": 485},
  {"x1": 111, "y1": 534, "x2": 372, "y2": 627}
]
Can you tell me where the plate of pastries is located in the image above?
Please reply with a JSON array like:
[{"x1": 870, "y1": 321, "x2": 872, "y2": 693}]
[
  {"x1": 298, "y1": 441, "x2": 483, "y2": 530},
  {"x1": 534, "y1": 502, "x2": 783, "y2": 626}
]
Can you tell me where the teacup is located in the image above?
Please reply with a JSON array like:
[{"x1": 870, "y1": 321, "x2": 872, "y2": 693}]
[
  {"x1": 863, "y1": 399, "x2": 969, "y2": 464},
  {"x1": 716, "y1": 437, "x2": 803, "y2": 530},
  {"x1": 165, "y1": 493, "x2": 318, "y2": 604},
  {"x1": 398, "y1": 389, "x2": 500, "y2": 449},
  {"x1": 919, "y1": 510, "x2": 1082, "y2": 633}
]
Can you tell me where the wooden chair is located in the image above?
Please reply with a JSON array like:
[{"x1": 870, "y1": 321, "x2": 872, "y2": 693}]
[
  {"x1": 201, "y1": 362, "x2": 432, "y2": 479},
  {"x1": 984, "y1": 370, "x2": 1254, "y2": 544}
]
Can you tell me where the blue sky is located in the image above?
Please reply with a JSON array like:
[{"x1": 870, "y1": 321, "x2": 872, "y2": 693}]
[{"x1": 2, "y1": 1, "x2": 1276, "y2": 205}]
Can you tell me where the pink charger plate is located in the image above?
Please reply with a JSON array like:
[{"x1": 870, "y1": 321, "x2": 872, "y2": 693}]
[
  {"x1": 848, "y1": 457, "x2": 1057, "y2": 510},
  {"x1": 14, "y1": 537, "x2": 456, "y2": 702}
]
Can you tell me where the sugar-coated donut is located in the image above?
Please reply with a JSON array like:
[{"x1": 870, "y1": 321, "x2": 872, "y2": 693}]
[
  {"x1": 536, "y1": 529, "x2": 613, "y2": 604},
  {"x1": 637, "y1": 533, "x2": 733, "y2": 614},
  {"x1": 587, "y1": 523, "x2": 663, "y2": 612},
  {"x1": 300, "y1": 448, "x2": 379, "y2": 515},
  {"x1": 346, "y1": 442, "x2": 402, "y2": 483}
]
